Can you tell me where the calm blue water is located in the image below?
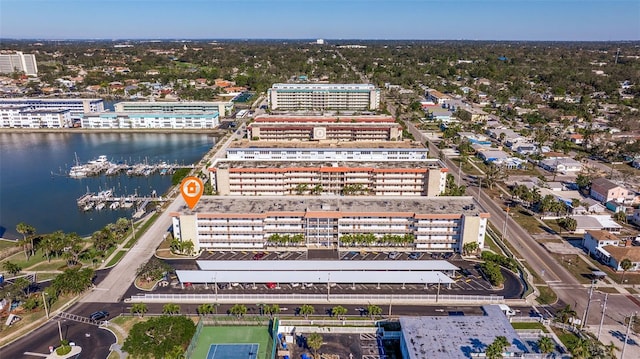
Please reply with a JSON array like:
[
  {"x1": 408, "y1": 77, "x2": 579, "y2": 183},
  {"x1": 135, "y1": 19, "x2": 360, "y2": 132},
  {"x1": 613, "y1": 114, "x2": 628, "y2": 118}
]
[{"x1": 0, "y1": 132, "x2": 214, "y2": 238}]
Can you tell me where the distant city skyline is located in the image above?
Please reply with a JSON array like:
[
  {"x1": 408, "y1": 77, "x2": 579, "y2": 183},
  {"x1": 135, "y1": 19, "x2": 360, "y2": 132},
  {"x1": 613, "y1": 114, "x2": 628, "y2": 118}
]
[{"x1": 0, "y1": 0, "x2": 638, "y2": 41}]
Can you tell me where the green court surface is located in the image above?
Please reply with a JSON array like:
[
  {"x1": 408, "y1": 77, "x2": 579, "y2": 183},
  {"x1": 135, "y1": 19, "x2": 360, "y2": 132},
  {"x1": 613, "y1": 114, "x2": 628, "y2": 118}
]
[{"x1": 191, "y1": 326, "x2": 271, "y2": 359}]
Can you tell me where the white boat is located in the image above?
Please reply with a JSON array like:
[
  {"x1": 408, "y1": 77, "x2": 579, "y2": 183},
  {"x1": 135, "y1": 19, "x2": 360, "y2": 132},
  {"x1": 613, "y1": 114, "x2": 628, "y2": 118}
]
[
  {"x1": 69, "y1": 166, "x2": 88, "y2": 178},
  {"x1": 95, "y1": 202, "x2": 106, "y2": 211},
  {"x1": 96, "y1": 189, "x2": 113, "y2": 199},
  {"x1": 109, "y1": 202, "x2": 120, "y2": 210},
  {"x1": 83, "y1": 202, "x2": 94, "y2": 211},
  {"x1": 88, "y1": 155, "x2": 109, "y2": 165}
]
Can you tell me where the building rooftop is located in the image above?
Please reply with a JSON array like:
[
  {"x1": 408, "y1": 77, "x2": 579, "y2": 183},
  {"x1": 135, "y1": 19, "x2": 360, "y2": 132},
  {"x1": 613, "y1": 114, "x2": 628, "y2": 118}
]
[
  {"x1": 592, "y1": 177, "x2": 624, "y2": 191},
  {"x1": 252, "y1": 115, "x2": 396, "y2": 124},
  {"x1": 174, "y1": 195, "x2": 488, "y2": 217},
  {"x1": 211, "y1": 159, "x2": 444, "y2": 171},
  {"x1": 271, "y1": 83, "x2": 375, "y2": 91},
  {"x1": 227, "y1": 140, "x2": 426, "y2": 149},
  {"x1": 602, "y1": 245, "x2": 640, "y2": 262},
  {"x1": 586, "y1": 230, "x2": 619, "y2": 242},
  {"x1": 399, "y1": 305, "x2": 525, "y2": 359}
]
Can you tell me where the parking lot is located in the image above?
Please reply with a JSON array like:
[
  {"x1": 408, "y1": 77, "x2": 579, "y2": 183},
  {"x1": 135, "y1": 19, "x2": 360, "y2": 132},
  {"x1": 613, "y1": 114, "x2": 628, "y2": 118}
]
[{"x1": 157, "y1": 249, "x2": 522, "y2": 298}]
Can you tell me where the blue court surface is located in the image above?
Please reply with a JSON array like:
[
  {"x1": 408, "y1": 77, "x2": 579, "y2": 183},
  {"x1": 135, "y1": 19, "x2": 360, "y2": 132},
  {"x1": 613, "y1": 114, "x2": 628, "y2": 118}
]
[{"x1": 206, "y1": 344, "x2": 260, "y2": 359}]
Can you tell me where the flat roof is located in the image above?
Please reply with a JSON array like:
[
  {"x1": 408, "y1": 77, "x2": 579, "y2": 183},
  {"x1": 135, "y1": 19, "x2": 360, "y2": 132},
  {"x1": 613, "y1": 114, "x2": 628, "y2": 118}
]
[
  {"x1": 399, "y1": 305, "x2": 524, "y2": 359},
  {"x1": 227, "y1": 140, "x2": 426, "y2": 149},
  {"x1": 196, "y1": 260, "x2": 459, "y2": 272},
  {"x1": 271, "y1": 83, "x2": 375, "y2": 90},
  {"x1": 176, "y1": 270, "x2": 454, "y2": 285},
  {"x1": 175, "y1": 195, "x2": 488, "y2": 217},
  {"x1": 212, "y1": 159, "x2": 444, "y2": 171}
]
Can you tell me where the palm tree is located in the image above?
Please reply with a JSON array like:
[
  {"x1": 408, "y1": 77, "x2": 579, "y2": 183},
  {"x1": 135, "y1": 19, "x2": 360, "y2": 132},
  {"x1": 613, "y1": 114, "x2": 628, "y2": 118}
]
[
  {"x1": 366, "y1": 304, "x2": 382, "y2": 319},
  {"x1": 229, "y1": 304, "x2": 247, "y2": 318},
  {"x1": 537, "y1": 336, "x2": 554, "y2": 358},
  {"x1": 331, "y1": 305, "x2": 348, "y2": 320},
  {"x1": 162, "y1": 303, "x2": 180, "y2": 315},
  {"x1": 299, "y1": 304, "x2": 315, "y2": 319},
  {"x1": 197, "y1": 303, "x2": 215, "y2": 315},
  {"x1": 131, "y1": 303, "x2": 148, "y2": 317},
  {"x1": 306, "y1": 333, "x2": 323, "y2": 358},
  {"x1": 16, "y1": 222, "x2": 36, "y2": 258},
  {"x1": 604, "y1": 341, "x2": 617, "y2": 358},
  {"x1": 556, "y1": 304, "x2": 577, "y2": 329},
  {"x1": 569, "y1": 338, "x2": 590, "y2": 359},
  {"x1": 264, "y1": 304, "x2": 280, "y2": 317},
  {"x1": 620, "y1": 258, "x2": 633, "y2": 283},
  {"x1": 2, "y1": 261, "x2": 22, "y2": 276}
]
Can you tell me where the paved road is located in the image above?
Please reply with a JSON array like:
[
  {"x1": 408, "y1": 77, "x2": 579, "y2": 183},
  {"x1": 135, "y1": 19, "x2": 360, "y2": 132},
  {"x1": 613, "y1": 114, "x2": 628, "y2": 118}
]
[{"x1": 0, "y1": 317, "x2": 114, "y2": 359}]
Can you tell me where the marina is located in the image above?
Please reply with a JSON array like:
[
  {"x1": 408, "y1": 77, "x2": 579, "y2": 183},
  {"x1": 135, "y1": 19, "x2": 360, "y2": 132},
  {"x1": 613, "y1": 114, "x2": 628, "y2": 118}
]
[
  {"x1": 62, "y1": 154, "x2": 194, "y2": 178},
  {"x1": 76, "y1": 188, "x2": 169, "y2": 218}
]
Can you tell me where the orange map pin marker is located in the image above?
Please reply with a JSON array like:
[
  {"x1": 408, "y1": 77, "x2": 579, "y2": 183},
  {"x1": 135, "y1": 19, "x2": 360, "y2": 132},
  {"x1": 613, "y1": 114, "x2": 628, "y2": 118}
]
[{"x1": 180, "y1": 176, "x2": 204, "y2": 210}]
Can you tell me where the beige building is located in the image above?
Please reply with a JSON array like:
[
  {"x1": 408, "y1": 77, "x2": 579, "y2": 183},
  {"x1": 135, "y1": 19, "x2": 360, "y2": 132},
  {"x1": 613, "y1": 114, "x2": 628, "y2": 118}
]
[
  {"x1": 267, "y1": 83, "x2": 380, "y2": 110},
  {"x1": 247, "y1": 115, "x2": 402, "y2": 141},
  {"x1": 171, "y1": 196, "x2": 489, "y2": 253},
  {"x1": 209, "y1": 159, "x2": 447, "y2": 197}
]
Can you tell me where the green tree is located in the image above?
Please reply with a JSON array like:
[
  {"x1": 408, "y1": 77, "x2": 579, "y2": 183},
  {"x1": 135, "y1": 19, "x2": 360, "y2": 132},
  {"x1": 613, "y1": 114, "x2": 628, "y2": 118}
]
[
  {"x1": 51, "y1": 267, "x2": 94, "y2": 295},
  {"x1": 2, "y1": 261, "x2": 22, "y2": 276},
  {"x1": 331, "y1": 305, "x2": 348, "y2": 320},
  {"x1": 131, "y1": 303, "x2": 148, "y2": 317},
  {"x1": 613, "y1": 210, "x2": 627, "y2": 224},
  {"x1": 556, "y1": 304, "x2": 577, "y2": 328},
  {"x1": 306, "y1": 333, "x2": 323, "y2": 358},
  {"x1": 484, "y1": 163, "x2": 507, "y2": 190},
  {"x1": 299, "y1": 304, "x2": 315, "y2": 319},
  {"x1": 122, "y1": 315, "x2": 195, "y2": 359},
  {"x1": 162, "y1": 303, "x2": 180, "y2": 315},
  {"x1": 485, "y1": 336, "x2": 509, "y2": 359},
  {"x1": 62, "y1": 232, "x2": 84, "y2": 267},
  {"x1": 92, "y1": 228, "x2": 116, "y2": 252},
  {"x1": 16, "y1": 222, "x2": 36, "y2": 258},
  {"x1": 366, "y1": 304, "x2": 382, "y2": 319},
  {"x1": 264, "y1": 304, "x2": 280, "y2": 317},
  {"x1": 197, "y1": 303, "x2": 215, "y2": 316},
  {"x1": 229, "y1": 304, "x2": 247, "y2": 317},
  {"x1": 620, "y1": 258, "x2": 633, "y2": 283},
  {"x1": 480, "y1": 261, "x2": 504, "y2": 286},
  {"x1": 462, "y1": 242, "x2": 479, "y2": 256},
  {"x1": 537, "y1": 336, "x2": 555, "y2": 357}
]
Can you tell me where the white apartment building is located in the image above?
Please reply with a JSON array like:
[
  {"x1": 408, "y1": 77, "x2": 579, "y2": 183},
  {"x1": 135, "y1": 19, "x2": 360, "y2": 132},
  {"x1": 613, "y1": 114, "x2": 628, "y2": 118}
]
[
  {"x1": 267, "y1": 83, "x2": 380, "y2": 110},
  {"x1": 225, "y1": 142, "x2": 429, "y2": 161},
  {"x1": 248, "y1": 115, "x2": 402, "y2": 141},
  {"x1": 81, "y1": 112, "x2": 219, "y2": 129},
  {"x1": 0, "y1": 52, "x2": 38, "y2": 76},
  {"x1": 114, "y1": 100, "x2": 234, "y2": 117},
  {"x1": 0, "y1": 98, "x2": 104, "y2": 121},
  {"x1": 171, "y1": 196, "x2": 489, "y2": 253},
  {"x1": 0, "y1": 106, "x2": 72, "y2": 128},
  {"x1": 209, "y1": 159, "x2": 447, "y2": 197}
]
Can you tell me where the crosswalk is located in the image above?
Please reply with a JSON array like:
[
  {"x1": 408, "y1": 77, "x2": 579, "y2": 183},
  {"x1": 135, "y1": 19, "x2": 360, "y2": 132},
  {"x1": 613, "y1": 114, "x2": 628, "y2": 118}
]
[{"x1": 54, "y1": 312, "x2": 108, "y2": 326}]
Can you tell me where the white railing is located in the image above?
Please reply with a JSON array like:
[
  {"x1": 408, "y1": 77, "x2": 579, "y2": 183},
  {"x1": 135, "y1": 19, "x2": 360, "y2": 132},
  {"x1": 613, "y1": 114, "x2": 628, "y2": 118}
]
[{"x1": 126, "y1": 293, "x2": 504, "y2": 304}]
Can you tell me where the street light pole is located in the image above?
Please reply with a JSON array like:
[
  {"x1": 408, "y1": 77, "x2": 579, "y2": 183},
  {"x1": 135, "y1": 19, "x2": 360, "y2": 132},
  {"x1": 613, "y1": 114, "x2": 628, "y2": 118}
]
[
  {"x1": 502, "y1": 207, "x2": 510, "y2": 241},
  {"x1": 597, "y1": 293, "x2": 608, "y2": 341},
  {"x1": 41, "y1": 292, "x2": 49, "y2": 319}
]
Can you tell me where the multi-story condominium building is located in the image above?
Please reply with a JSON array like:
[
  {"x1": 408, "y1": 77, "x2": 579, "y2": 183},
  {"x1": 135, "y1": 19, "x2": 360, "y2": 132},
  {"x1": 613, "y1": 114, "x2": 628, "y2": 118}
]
[
  {"x1": 267, "y1": 83, "x2": 380, "y2": 110},
  {"x1": 0, "y1": 106, "x2": 72, "y2": 128},
  {"x1": 0, "y1": 98, "x2": 103, "y2": 122},
  {"x1": 81, "y1": 112, "x2": 219, "y2": 129},
  {"x1": 209, "y1": 159, "x2": 447, "y2": 196},
  {"x1": 226, "y1": 140, "x2": 429, "y2": 161},
  {"x1": 0, "y1": 52, "x2": 38, "y2": 76},
  {"x1": 247, "y1": 115, "x2": 402, "y2": 141},
  {"x1": 114, "y1": 100, "x2": 234, "y2": 118},
  {"x1": 171, "y1": 196, "x2": 489, "y2": 253}
]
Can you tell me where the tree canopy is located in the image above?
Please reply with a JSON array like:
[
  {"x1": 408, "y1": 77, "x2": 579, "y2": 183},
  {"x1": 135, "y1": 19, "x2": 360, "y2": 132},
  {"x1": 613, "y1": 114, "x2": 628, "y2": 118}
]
[{"x1": 122, "y1": 315, "x2": 195, "y2": 359}]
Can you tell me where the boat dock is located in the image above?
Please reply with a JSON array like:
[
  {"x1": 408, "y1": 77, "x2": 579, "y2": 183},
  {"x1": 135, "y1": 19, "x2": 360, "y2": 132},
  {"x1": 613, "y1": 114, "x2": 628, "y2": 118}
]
[
  {"x1": 77, "y1": 189, "x2": 169, "y2": 214},
  {"x1": 66, "y1": 154, "x2": 194, "y2": 178}
]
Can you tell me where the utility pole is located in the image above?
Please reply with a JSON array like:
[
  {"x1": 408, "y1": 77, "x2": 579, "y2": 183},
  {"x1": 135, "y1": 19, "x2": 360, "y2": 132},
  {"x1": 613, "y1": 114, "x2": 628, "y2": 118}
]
[
  {"x1": 597, "y1": 293, "x2": 608, "y2": 341},
  {"x1": 502, "y1": 207, "x2": 510, "y2": 241},
  {"x1": 581, "y1": 279, "x2": 596, "y2": 328},
  {"x1": 622, "y1": 312, "x2": 636, "y2": 359},
  {"x1": 41, "y1": 291, "x2": 49, "y2": 319}
]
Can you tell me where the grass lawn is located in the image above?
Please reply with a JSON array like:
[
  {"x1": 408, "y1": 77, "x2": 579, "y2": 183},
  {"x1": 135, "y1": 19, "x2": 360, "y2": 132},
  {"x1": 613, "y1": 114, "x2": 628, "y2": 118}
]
[
  {"x1": 106, "y1": 250, "x2": 127, "y2": 267},
  {"x1": 27, "y1": 259, "x2": 68, "y2": 271},
  {"x1": 550, "y1": 254, "x2": 593, "y2": 284},
  {"x1": 0, "y1": 238, "x2": 17, "y2": 250},
  {"x1": 512, "y1": 322, "x2": 548, "y2": 332},
  {"x1": 510, "y1": 209, "x2": 546, "y2": 235},
  {"x1": 536, "y1": 285, "x2": 558, "y2": 305},
  {"x1": 552, "y1": 328, "x2": 580, "y2": 349},
  {"x1": 191, "y1": 325, "x2": 272, "y2": 359}
]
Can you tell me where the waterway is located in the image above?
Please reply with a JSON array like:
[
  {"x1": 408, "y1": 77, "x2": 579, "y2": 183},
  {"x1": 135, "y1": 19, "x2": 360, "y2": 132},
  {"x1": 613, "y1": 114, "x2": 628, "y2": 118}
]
[{"x1": 0, "y1": 132, "x2": 215, "y2": 239}]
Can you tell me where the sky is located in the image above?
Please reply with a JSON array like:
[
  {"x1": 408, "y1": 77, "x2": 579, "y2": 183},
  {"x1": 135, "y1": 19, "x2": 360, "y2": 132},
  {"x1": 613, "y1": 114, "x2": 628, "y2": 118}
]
[{"x1": 0, "y1": 0, "x2": 638, "y2": 41}]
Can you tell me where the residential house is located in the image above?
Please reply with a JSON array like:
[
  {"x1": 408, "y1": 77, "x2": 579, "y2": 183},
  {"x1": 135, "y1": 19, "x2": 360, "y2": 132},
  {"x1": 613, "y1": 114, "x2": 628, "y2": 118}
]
[
  {"x1": 582, "y1": 230, "x2": 620, "y2": 257},
  {"x1": 632, "y1": 209, "x2": 640, "y2": 226},
  {"x1": 590, "y1": 178, "x2": 630, "y2": 204},
  {"x1": 600, "y1": 244, "x2": 640, "y2": 272},
  {"x1": 573, "y1": 215, "x2": 622, "y2": 234},
  {"x1": 569, "y1": 134, "x2": 584, "y2": 145},
  {"x1": 571, "y1": 198, "x2": 607, "y2": 215},
  {"x1": 425, "y1": 89, "x2": 452, "y2": 106},
  {"x1": 539, "y1": 158, "x2": 582, "y2": 174}
]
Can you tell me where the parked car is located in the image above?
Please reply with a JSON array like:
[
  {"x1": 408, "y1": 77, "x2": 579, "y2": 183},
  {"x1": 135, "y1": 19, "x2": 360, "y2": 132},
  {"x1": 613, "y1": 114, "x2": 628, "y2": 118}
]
[
  {"x1": 89, "y1": 311, "x2": 109, "y2": 321},
  {"x1": 388, "y1": 251, "x2": 400, "y2": 259},
  {"x1": 266, "y1": 282, "x2": 277, "y2": 289},
  {"x1": 253, "y1": 252, "x2": 266, "y2": 260},
  {"x1": 408, "y1": 252, "x2": 421, "y2": 260}
]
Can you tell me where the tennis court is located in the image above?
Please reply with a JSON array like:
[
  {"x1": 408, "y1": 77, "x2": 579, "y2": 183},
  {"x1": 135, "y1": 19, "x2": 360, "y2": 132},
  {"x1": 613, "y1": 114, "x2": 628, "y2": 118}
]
[
  {"x1": 206, "y1": 344, "x2": 259, "y2": 359},
  {"x1": 190, "y1": 325, "x2": 271, "y2": 359}
]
